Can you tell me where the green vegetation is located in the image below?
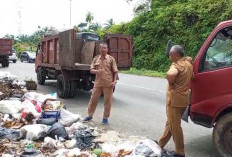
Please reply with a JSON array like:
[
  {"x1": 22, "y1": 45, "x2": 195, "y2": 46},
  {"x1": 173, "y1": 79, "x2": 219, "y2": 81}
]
[{"x1": 4, "y1": 0, "x2": 232, "y2": 76}]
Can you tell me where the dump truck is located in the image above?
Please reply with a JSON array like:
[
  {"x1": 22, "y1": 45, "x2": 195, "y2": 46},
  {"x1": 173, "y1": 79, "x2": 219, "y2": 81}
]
[
  {"x1": 181, "y1": 20, "x2": 232, "y2": 156},
  {"x1": 0, "y1": 38, "x2": 13, "y2": 67},
  {"x1": 35, "y1": 29, "x2": 133, "y2": 98}
]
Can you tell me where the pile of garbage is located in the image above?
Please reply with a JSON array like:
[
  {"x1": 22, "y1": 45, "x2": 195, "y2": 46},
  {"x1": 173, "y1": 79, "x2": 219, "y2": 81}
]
[{"x1": 0, "y1": 72, "x2": 164, "y2": 157}]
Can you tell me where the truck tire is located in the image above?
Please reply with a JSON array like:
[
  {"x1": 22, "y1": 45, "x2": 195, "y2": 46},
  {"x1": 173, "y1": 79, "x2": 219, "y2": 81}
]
[
  {"x1": 68, "y1": 81, "x2": 77, "y2": 98},
  {"x1": 5, "y1": 60, "x2": 9, "y2": 67},
  {"x1": 57, "y1": 74, "x2": 70, "y2": 99},
  {"x1": 1, "y1": 61, "x2": 5, "y2": 67},
  {"x1": 213, "y1": 113, "x2": 232, "y2": 156},
  {"x1": 37, "y1": 67, "x2": 46, "y2": 85},
  {"x1": 13, "y1": 60, "x2": 17, "y2": 63}
]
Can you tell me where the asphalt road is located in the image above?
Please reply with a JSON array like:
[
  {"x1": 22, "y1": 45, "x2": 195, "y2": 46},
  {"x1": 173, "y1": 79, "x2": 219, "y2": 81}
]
[{"x1": 1, "y1": 61, "x2": 219, "y2": 157}]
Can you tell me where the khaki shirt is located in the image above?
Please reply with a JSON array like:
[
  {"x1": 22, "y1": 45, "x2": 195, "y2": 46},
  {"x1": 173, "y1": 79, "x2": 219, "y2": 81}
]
[
  {"x1": 90, "y1": 54, "x2": 118, "y2": 87},
  {"x1": 166, "y1": 57, "x2": 193, "y2": 107}
]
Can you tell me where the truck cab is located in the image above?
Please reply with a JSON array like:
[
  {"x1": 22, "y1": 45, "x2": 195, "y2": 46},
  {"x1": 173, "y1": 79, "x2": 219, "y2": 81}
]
[{"x1": 187, "y1": 20, "x2": 232, "y2": 156}]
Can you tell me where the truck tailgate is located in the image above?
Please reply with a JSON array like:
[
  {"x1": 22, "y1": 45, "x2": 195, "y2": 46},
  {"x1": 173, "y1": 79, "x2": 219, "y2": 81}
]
[{"x1": 0, "y1": 39, "x2": 13, "y2": 56}]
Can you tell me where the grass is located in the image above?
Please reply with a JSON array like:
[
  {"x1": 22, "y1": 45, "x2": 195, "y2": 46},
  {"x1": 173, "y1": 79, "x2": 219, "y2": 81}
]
[{"x1": 120, "y1": 68, "x2": 166, "y2": 78}]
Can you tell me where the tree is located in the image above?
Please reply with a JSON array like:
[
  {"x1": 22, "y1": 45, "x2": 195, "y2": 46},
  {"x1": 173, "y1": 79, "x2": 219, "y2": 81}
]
[
  {"x1": 104, "y1": 18, "x2": 115, "y2": 29},
  {"x1": 89, "y1": 23, "x2": 102, "y2": 31},
  {"x1": 86, "y1": 12, "x2": 94, "y2": 28}
]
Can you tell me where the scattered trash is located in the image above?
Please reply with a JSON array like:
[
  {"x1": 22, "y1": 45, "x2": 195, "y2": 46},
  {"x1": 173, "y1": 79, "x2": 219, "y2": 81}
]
[
  {"x1": 20, "y1": 124, "x2": 48, "y2": 141},
  {"x1": 73, "y1": 126, "x2": 96, "y2": 150},
  {"x1": 133, "y1": 139, "x2": 162, "y2": 157},
  {"x1": 47, "y1": 122, "x2": 69, "y2": 140},
  {"x1": 0, "y1": 72, "x2": 164, "y2": 157},
  {"x1": 0, "y1": 128, "x2": 20, "y2": 140},
  {"x1": 25, "y1": 80, "x2": 37, "y2": 90},
  {"x1": 59, "y1": 108, "x2": 80, "y2": 127}
]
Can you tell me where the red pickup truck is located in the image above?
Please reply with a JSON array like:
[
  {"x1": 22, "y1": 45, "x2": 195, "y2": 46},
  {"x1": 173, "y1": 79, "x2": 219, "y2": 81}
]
[{"x1": 184, "y1": 20, "x2": 232, "y2": 156}]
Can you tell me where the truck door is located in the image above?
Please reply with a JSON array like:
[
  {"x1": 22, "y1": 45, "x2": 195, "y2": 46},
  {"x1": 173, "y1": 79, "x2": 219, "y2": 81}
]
[{"x1": 191, "y1": 25, "x2": 232, "y2": 124}]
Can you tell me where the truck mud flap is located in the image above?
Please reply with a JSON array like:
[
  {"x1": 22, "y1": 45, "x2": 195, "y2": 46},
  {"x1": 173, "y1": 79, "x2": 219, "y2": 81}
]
[{"x1": 182, "y1": 105, "x2": 190, "y2": 123}]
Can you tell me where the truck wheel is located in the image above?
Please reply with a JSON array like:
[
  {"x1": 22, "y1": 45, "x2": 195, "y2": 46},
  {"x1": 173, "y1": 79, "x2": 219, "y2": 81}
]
[
  {"x1": 13, "y1": 60, "x2": 17, "y2": 63},
  {"x1": 1, "y1": 61, "x2": 5, "y2": 67},
  {"x1": 57, "y1": 74, "x2": 70, "y2": 99},
  {"x1": 213, "y1": 113, "x2": 232, "y2": 156},
  {"x1": 37, "y1": 67, "x2": 46, "y2": 85},
  {"x1": 68, "y1": 81, "x2": 77, "y2": 98},
  {"x1": 5, "y1": 60, "x2": 9, "y2": 67}
]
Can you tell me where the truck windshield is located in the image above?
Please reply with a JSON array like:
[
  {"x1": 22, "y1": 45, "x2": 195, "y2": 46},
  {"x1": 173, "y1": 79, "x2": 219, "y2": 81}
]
[{"x1": 202, "y1": 26, "x2": 232, "y2": 71}]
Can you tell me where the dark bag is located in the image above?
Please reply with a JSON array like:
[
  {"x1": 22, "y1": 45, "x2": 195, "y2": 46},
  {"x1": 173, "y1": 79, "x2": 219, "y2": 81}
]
[
  {"x1": 46, "y1": 122, "x2": 68, "y2": 140},
  {"x1": 37, "y1": 118, "x2": 57, "y2": 125}
]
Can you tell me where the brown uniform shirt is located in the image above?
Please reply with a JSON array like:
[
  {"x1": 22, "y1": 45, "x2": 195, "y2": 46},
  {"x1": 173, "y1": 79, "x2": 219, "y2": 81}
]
[
  {"x1": 166, "y1": 57, "x2": 193, "y2": 107},
  {"x1": 90, "y1": 54, "x2": 118, "y2": 87}
]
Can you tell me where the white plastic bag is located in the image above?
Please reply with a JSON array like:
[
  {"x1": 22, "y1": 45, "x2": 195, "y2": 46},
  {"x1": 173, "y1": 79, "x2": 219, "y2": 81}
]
[
  {"x1": 132, "y1": 139, "x2": 162, "y2": 157},
  {"x1": 0, "y1": 100, "x2": 23, "y2": 114},
  {"x1": 59, "y1": 108, "x2": 81, "y2": 127},
  {"x1": 20, "y1": 124, "x2": 49, "y2": 141},
  {"x1": 23, "y1": 92, "x2": 42, "y2": 102}
]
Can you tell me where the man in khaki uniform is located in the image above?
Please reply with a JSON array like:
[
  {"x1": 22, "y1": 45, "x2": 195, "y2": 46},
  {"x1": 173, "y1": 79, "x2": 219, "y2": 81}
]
[
  {"x1": 157, "y1": 45, "x2": 193, "y2": 157},
  {"x1": 83, "y1": 42, "x2": 118, "y2": 124}
]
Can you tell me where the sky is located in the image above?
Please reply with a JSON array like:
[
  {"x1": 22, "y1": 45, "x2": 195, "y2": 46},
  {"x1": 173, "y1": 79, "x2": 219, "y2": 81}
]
[{"x1": 0, "y1": 0, "x2": 138, "y2": 37}]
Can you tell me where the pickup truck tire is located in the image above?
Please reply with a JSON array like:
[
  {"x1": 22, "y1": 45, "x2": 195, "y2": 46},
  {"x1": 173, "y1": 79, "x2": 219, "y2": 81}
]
[
  {"x1": 68, "y1": 81, "x2": 76, "y2": 98},
  {"x1": 37, "y1": 67, "x2": 46, "y2": 85},
  {"x1": 13, "y1": 60, "x2": 17, "y2": 63},
  {"x1": 213, "y1": 113, "x2": 232, "y2": 156},
  {"x1": 57, "y1": 74, "x2": 70, "y2": 99}
]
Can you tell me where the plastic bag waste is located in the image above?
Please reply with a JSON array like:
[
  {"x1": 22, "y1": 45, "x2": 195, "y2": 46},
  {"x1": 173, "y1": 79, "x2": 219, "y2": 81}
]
[
  {"x1": 67, "y1": 122, "x2": 84, "y2": 135},
  {"x1": 59, "y1": 108, "x2": 80, "y2": 127},
  {"x1": 0, "y1": 72, "x2": 18, "y2": 82},
  {"x1": 133, "y1": 139, "x2": 162, "y2": 157},
  {"x1": 41, "y1": 137, "x2": 58, "y2": 154},
  {"x1": 47, "y1": 122, "x2": 69, "y2": 140},
  {"x1": 0, "y1": 128, "x2": 20, "y2": 140},
  {"x1": 0, "y1": 100, "x2": 23, "y2": 114},
  {"x1": 20, "y1": 124, "x2": 48, "y2": 141},
  {"x1": 73, "y1": 126, "x2": 95, "y2": 150}
]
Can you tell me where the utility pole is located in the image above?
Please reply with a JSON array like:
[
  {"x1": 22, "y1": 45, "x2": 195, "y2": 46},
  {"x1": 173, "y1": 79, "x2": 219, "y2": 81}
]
[
  {"x1": 16, "y1": 0, "x2": 22, "y2": 35},
  {"x1": 70, "y1": 0, "x2": 72, "y2": 28}
]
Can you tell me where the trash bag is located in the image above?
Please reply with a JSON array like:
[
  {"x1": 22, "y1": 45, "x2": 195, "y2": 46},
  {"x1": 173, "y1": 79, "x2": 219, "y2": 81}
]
[
  {"x1": 37, "y1": 118, "x2": 57, "y2": 125},
  {"x1": 59, "y1": 108, "x2": 80, "y2": 127},
  {"x1": 47, "y1": 122, "x2": 68, "y2": 140},
  {"x1": 133, "y1": 139, "x2": 162, "y2": 157},
  {"x1": 73, "y1": 126, "x2": 95, "y2": 150},
  {"x1": 0, "y1": 100, "x2": 23, "y2": 114},
  {"x1": 0, "y1": 128, "x2": 20, "y2": 140},
  {"x1": 20, "y1": 124, "x2": 48, "y2": 141}
]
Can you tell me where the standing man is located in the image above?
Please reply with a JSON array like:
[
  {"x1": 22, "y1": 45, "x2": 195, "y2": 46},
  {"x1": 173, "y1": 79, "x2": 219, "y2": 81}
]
[
  {"x1": 83, "y1": 42, "x2": 118, "y2": 125},
  {"x1": 157, "y1": 45, "x2": 193, "y2": 157}
]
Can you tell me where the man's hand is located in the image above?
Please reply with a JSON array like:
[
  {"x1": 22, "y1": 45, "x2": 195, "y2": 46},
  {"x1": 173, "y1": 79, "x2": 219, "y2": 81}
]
[
  {"x1": 110, "y1": 81, "x2": 117, "y2": 87},
  {"x1": 90, "y1": 69, "x2": 104, "y2": 74}
]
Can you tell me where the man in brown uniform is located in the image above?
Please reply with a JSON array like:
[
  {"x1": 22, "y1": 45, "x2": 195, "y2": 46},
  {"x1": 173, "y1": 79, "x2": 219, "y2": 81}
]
[
  {"x1": 83, "y1": 42, "x2": 118, "y2": 125},
  {"x1": 157, "y1": 45, "x2": 193, "y2": 157}
]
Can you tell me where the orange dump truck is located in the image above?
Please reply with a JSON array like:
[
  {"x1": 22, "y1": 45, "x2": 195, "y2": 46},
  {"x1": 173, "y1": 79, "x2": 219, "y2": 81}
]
[{"x1": 35, "y1": 29, "x2": 133, "y2": 98}]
